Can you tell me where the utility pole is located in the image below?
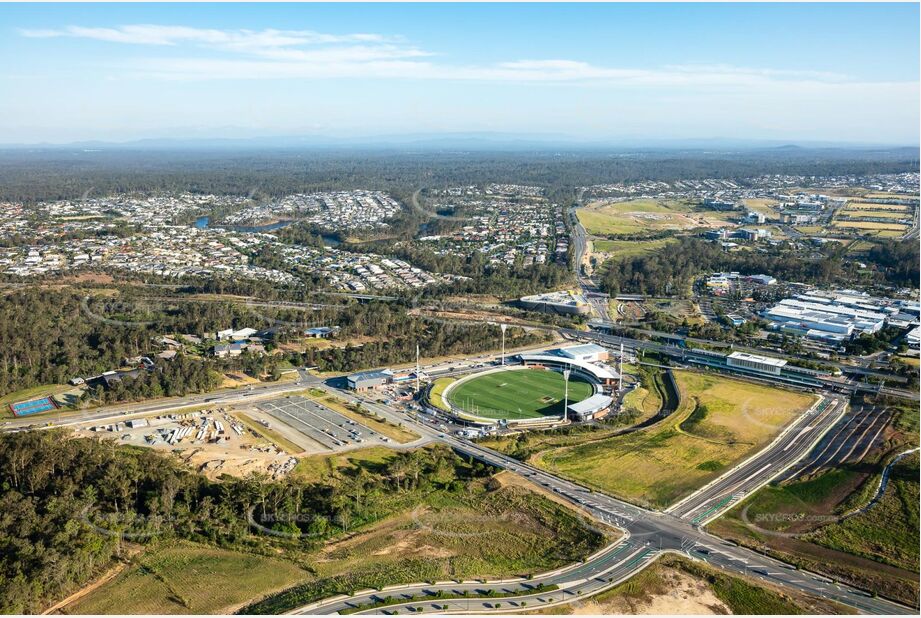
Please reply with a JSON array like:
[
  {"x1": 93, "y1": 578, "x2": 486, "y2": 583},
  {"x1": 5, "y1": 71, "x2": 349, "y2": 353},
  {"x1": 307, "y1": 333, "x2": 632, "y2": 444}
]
[
  {"x1": 500, "y1": 323, "x2": 507, "y2": 366},
  {"x1": 618, "y1": 343, "x2": 624, "y2": 391},
  {"x1": 563, "y1": 369, "x2": 571, "y2": 422}
]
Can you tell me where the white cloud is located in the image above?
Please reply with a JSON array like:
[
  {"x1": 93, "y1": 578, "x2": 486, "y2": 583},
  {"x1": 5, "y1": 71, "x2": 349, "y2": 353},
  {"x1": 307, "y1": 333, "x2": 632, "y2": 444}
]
[
  {"x1": 21, "y1": 23, "x2": 876, "y2": 88},
  {"x1": 19, "y1": 24, "x2": 394, "y2": 48}
]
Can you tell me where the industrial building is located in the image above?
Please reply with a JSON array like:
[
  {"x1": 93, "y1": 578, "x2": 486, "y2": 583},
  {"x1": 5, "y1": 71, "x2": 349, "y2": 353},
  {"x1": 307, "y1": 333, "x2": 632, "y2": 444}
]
[
  {"x1": 763, "y1": 293, "x2": 893, "y2": 344},
  {"x1": 907, "y1": 326, "x2": 920, "y2": 351},
  {"x1": 346, "y1": 367, "x2": 415, "y2": 391},
  {"x1": 347, "y1": 369, "x2": 394, "y2": 391},
  {"x1": 726, "y1": 351, "x2": 787, "y2": 375},
  {"x1": 518, "y1": 290, "x2": 592, "y2": 316}
]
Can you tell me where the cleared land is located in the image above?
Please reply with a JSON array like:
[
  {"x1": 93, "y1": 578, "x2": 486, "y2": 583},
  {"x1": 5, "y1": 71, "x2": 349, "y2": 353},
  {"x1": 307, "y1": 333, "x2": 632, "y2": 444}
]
[
  {"x1": 447, "y1": 368, "x2": 593, "y2": 420},
  {"x1": 67, "y1": 541, "x2": 307, "y2": 614},
  {"x1": 577, "y1": 199, "x2": 728, "y2": 236},
  {"x1": 591, "y1": 238, "x2": 676, "y2": 258},
  {"x1": 243, "y1": 482, "x2": 609, "y2": 613},
  {"x1": 530, "y1": 371, "x2": 812, "y2": 508}
]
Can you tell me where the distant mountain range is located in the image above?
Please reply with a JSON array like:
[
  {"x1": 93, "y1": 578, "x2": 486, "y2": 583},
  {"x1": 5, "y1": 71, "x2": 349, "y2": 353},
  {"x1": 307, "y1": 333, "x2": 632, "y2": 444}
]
[{"x1": 2, "y1": 132, "x2": 917, "y2": 153}]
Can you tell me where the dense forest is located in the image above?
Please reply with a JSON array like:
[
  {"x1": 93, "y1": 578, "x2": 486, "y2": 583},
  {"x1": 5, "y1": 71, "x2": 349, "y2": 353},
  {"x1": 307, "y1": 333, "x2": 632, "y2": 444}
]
[
  {"x1": 599, "y1": 237, "x2": 919, "y2": 296},
  {"x1": 0, "y1": 288, "x2": 547, "y2": 399},
  {"x1": 0, "y1": 147, "x2": 916, "y2": 203},
  {"x1": 0, "y1": 431, "x2": 509, "y2": 613}
]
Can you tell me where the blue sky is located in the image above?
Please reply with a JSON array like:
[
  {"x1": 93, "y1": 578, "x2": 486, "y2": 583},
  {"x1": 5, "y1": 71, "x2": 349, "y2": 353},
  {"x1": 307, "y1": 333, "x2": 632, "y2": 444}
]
[{"x1": 1, "y1": 2, "x2": 918, "y2": 145}]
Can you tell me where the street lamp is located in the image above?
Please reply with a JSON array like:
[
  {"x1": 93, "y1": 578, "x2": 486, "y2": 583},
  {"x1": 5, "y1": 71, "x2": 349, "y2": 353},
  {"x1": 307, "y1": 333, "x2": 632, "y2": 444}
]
[
  {"x1": 563, "y1": 369, "x2": 571, "y2": 422},
  {"x1": 500, "y1": 323, "x2": 507, "y2": 366}
]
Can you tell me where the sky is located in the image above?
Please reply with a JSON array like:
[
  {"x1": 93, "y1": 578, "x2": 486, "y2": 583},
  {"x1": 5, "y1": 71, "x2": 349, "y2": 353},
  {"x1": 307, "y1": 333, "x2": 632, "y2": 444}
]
[{"x1": 1, "y1": 2, "x2": 919, "y2": 146}]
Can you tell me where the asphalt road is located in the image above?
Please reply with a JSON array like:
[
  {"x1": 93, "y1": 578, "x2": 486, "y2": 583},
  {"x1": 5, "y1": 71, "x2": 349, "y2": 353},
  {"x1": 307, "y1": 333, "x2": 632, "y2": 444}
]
[
  {"x1": 667, "y1": 396, "x2": 846, "y2": 523},
  {"x1": 3, "y1": 331, "x2": 915, "y2": 613},
  {"x1": 292, "y1": 414, "x2": 913, "y2": 615}
]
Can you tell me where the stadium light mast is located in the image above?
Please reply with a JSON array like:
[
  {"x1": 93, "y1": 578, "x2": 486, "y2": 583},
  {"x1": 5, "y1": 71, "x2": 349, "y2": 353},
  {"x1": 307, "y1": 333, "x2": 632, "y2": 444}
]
[
  {"x1": 415, "y1": 344, "x2": 421, "y2": 393},
  {"x1": 563, "y1": 369, "x2": 571, "y2": 423},
  {"x1": 500, "y1": 323, "x2": 507, "y2": 366}
]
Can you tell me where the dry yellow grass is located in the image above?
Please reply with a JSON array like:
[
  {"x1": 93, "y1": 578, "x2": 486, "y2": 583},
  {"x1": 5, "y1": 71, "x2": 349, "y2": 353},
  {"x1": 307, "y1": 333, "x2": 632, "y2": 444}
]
[{"x1": 530, "y1": 371, "x2": 814, "y2": 508}]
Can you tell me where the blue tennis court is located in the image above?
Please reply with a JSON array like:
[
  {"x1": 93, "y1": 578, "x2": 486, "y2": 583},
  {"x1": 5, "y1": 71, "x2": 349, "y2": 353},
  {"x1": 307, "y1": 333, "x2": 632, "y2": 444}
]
[{"x1": 9, "y1": 397, "x2": 58, "y2": 416}]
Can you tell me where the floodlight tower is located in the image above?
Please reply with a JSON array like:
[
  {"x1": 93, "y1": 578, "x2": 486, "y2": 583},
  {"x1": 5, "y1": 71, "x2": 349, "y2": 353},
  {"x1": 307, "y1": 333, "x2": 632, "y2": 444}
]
[
  {"x1": 415, "y1": 344, "x2": 421, "y2": 393},
  {"x1": 500, "y1": 323, "x2": 507, "y2": 366},
  {"x1": 563, "y1": 369, "x2": 571, "y2": 423}
]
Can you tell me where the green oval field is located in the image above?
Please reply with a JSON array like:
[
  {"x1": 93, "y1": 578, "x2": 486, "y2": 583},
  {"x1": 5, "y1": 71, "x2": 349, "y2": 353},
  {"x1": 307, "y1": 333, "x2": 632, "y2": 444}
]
[{"x1": 447, "y1": 368, "x2": 594, "y2": 420}]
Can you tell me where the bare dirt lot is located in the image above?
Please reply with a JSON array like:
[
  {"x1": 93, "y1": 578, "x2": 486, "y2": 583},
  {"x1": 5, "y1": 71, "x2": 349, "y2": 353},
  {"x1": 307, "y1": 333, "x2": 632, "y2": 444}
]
[{"x1": 71, "y1": 406, "x2": 298, "y2": 479}]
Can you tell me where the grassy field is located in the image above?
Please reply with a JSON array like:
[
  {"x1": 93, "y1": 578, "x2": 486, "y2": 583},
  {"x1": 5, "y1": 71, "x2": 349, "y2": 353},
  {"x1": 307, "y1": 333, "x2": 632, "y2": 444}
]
[
  {"x1": 844, "y1": 201, "x2": 911, "y2": 212},
  {"x1": 531, "y1": 371, "x2": 813, "y2": 508},
  {"x1": 242, "y1": 482, "x2": 609, "y2": 613},
  {"x1": 590, "y1": 238, "x2": 676, "y2": 258},
  {"x1": 807, "y1": 453, "x2": 919, "y2": 572},
  {"x1": 428, "y1": 377, "x2": 455, "y2": 411},
  {"x1": 620, "y1": 380, "x2": 663, "y2": 419},
  {"x1": 741, "y1": 198, "x2": 782, "y2": 218},
  {"x1": 577, "y1": 199, "x2": 720, "y2": 236},
  {"x1": 834, "y1": 220, "x2": 909, "y2": 233},
  {"x1": 291, "y1": 445, "x2": 399, "y2": 484},
  {"x1": 67, "y1": 541, "x2": 307, "y2": 614},
  {"x1": 838, "y1": 209, "x2": 910, "y2": 220},
  {"x1": 69, "y1": 451, "x2": 609, "y2": 615},
  {"x1": 447, "y1": 368, "x2": 593, "y2": 420},
  {"x1": 0, "y1": 383, "x2": 77, "y2": 418}
]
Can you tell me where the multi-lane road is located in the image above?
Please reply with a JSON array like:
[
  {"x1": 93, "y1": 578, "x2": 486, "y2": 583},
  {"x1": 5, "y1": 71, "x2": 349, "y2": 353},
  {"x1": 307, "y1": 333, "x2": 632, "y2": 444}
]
[
  {"x1": 2, "y1": 327, "x2": 915, "y2": 613},
  {"x1": 291, "y1": 399, "x2": 912, "y2": 615}
]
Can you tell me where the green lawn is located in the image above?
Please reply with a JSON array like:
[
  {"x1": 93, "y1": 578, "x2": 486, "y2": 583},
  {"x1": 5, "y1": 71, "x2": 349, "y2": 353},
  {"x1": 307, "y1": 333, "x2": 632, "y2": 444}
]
[{"x1": 447, "y1": 368, "x2": 593, "y2": 420}]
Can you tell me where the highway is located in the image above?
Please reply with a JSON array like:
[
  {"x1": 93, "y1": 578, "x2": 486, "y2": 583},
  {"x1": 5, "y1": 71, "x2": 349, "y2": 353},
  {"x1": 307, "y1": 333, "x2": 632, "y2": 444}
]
[
  {"x1": 5, "y1": 358, "x2": 914, "y2": 613},
  {"x1": 2, "y1": 321, "x2": 915, "y2": 613},
  {"x1": 667, "y1": 396, "x2": 846, "y2": 523},
  {"x1": 292, "y1": 406, "x2": 913, "y2": 615}
]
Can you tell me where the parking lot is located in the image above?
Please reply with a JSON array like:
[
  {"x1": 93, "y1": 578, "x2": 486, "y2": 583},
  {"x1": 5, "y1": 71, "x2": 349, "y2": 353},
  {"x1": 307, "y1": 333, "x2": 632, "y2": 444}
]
[{"x1": 257, "y1": 396, "x2": 391, "y2": 451}]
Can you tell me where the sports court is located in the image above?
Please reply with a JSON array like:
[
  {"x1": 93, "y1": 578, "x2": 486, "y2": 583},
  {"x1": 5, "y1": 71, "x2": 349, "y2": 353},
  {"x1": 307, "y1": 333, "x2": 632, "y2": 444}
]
[{"x1": 9, "y1": 396, "x2": 59, "y2": 417}]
